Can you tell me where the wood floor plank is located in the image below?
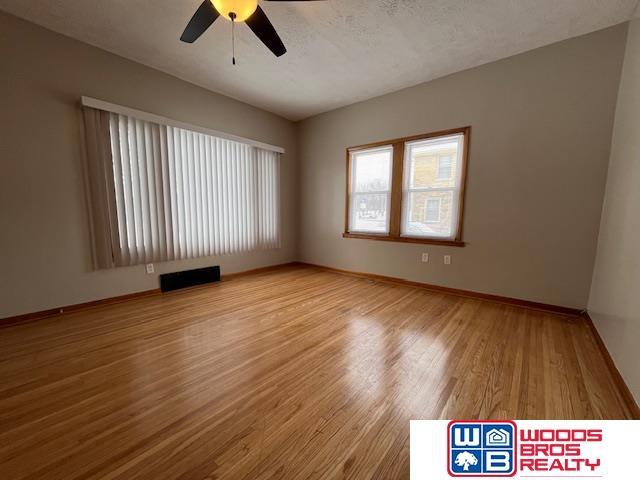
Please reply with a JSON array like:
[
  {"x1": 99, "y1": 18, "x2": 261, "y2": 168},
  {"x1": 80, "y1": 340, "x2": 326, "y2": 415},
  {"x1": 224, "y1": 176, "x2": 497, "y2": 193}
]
[{"x1": 0, "y1": 265, "x2": 633, "y2": 480}]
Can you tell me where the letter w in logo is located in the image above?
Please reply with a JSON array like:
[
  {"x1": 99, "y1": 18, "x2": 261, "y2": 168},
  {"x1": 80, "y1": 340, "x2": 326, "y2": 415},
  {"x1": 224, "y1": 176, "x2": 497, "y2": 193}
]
[{"x1": 454, "y1": 427, "x2": 481, "y2": 447}]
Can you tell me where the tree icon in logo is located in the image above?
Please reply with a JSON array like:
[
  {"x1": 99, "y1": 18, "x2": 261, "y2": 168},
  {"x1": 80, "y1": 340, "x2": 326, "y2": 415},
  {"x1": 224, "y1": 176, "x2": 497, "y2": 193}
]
[{"x1": 455, "y1": 451, "x2": 479, "y2": 471}]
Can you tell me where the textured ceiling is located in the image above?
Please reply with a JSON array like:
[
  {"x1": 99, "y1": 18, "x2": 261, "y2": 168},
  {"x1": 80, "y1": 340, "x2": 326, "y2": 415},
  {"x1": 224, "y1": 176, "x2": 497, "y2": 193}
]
[{"x1": 1, "y1": 0, "x2": 639, "y2": 120}]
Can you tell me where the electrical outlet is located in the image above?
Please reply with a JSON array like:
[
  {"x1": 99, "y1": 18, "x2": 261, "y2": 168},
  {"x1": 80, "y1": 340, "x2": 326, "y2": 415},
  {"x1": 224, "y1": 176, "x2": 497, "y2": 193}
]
[
  {"x1": 444, "y1": 255, "x2": 451, "y2": 265},
  {"x1": 421, "y1": 253, "x2": 429, "y2": 263},
  {"x1": 145, "y1": 263, "x2": 154, "y2": 274}
]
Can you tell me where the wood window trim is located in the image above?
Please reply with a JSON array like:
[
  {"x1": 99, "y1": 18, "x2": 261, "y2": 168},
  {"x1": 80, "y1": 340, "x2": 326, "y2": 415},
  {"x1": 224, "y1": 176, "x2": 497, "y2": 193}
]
[{"x1": 344, "y1": 126, "x2": 470, "y2": 247}]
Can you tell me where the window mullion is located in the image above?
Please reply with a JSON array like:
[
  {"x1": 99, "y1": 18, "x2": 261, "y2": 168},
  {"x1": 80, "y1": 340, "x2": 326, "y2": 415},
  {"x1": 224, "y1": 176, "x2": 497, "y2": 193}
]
[{"x1": 389, "y1": 141, "x2": 405, "y2": 237}]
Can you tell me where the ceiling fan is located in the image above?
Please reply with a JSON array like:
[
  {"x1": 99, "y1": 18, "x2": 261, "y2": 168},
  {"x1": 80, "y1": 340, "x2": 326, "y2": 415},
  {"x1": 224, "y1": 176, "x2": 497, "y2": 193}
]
[{"x1": 180, "y1": 0, "x2": 324, "y2": 63}]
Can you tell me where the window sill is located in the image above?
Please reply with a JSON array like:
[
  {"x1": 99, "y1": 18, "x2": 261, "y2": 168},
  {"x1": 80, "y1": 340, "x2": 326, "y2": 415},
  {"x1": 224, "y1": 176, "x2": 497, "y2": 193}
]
[{"x1": 342, "y1": 232, "x2": 465, "y2": 247}]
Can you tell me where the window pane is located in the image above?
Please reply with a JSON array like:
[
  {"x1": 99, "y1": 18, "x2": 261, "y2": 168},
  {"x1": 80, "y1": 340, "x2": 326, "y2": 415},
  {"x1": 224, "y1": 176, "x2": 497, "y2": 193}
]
[
  {"x1": 349, "y1": 145, "x2": 392, "y2": 234},
  {"x1": 402, "y1": 133, "x2": 464, "y2": 239},
  {"x1": 437, "y1": 156, "x2": 453, "y2": 179},
  {"x1": 404, "y1": 191, "x2": 454, "y2": 238},
  {"x1": 407, "y1": 137, "x2": 460, "y2": 189},
  {"x1": 351, "y1": 193, "x2": 389, "y2": 233},
  {"x1": 352, "y1": 147, "x2": 392, "y2": 192},
  {"x1": 425, "y1": 198, "x2": 441, "y2": 222}
]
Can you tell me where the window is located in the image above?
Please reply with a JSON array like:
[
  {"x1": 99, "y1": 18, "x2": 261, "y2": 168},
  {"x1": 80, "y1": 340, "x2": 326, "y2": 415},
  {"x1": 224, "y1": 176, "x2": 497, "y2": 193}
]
[
  {"x1": 344, "y1": 127, "x2": 470, "y2": 246},
  {"x1": 347, "y1": 146, "x2": 393, "y2": 234},
  {"x1": 402, "y1": 134, "x2": 465, "y2": 239},
  {"x1": 82, "y1": 104, "x2": 281, "y2": 268}
]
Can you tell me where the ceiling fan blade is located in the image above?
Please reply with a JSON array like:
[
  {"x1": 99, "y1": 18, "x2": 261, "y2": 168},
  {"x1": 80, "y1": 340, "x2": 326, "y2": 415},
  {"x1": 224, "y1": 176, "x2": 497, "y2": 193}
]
[
  {"x1": 180, "y1": 1, "x2": 220, "y2": 43},
  {"x1": 245, "y1": 6, "x2": 287, "y2": 57}
]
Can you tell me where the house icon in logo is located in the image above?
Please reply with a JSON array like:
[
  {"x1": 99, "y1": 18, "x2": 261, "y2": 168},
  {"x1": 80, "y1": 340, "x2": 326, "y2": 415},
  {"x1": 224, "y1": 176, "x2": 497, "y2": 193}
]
[{"x1": 485, "y1": 428, "x2": 510, "y2": 447}]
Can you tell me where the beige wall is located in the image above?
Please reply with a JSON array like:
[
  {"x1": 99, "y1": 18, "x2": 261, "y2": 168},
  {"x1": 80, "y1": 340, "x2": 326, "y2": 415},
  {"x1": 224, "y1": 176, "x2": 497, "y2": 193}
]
[
  {"x1": 588, "y1": 19, "x2": 640, "y2": 403},
  {"x1": 297, "y1": 25, "x2": 628, "y2": 309},
  {"x1": 0, "y1": 12, "x2": 298, "y2": 319},
  {"x1": 0, "y1": 10, "x2": 632, "y2": 321}
]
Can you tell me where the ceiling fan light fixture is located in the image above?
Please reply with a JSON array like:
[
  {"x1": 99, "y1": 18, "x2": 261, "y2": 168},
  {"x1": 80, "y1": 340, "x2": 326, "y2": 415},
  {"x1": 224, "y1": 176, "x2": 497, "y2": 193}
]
[{"x1": 212, "y1": 0, "x2": 258, "y2": 22}]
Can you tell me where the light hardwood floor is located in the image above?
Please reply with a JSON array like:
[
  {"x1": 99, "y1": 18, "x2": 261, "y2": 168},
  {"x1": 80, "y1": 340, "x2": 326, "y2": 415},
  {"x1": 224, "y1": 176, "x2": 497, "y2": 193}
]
[{"x1": 0, "y1": 265, "x2": 633, "y2": 479}]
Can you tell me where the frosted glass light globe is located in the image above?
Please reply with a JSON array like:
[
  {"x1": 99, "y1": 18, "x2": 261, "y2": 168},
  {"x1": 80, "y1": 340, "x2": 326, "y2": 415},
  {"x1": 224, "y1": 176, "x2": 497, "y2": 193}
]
[{"x1": 212, "y1": 0, "x2": 258, "y2": 22}]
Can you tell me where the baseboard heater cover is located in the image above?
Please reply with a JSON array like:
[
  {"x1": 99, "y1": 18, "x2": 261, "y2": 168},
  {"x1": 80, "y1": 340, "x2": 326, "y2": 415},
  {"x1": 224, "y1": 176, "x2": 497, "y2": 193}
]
[{"x1": 160, "y1": 266, "x2": 221, "y2": 292}]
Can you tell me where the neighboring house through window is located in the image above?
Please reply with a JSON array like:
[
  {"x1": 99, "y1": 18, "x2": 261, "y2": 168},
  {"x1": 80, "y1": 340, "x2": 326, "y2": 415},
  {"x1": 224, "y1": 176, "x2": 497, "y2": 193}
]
[
  {"x1": 425, "y1": 198, "x2": 441, "y2": 223},
  {"x1": 437, "y1": 155, "x2": 453, "y2": 179}
]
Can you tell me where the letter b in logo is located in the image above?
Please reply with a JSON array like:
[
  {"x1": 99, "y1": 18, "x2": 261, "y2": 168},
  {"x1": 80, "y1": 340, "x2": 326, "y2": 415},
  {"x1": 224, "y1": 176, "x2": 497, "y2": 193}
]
[{"x1": 484, "y1": 451, "x2": 511, "y2": 472}]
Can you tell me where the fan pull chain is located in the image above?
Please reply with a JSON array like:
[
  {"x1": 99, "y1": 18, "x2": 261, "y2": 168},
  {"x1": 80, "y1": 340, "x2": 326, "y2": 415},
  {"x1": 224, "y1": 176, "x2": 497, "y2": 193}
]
[{"x1": 230, "y1": 12, "x2": 237, "y2": 65}]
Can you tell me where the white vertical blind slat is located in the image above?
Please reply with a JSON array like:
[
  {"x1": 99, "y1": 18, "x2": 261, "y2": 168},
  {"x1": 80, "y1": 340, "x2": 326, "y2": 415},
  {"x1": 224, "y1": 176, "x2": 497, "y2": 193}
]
[
  {"x1": 158, "y1": 126, "x2": 172, "y2": 262},
  {"x1": 194, "y1": 133, "x2": 203, "y2": 258},
  {"x1": 202, "y1": 135, "x2": 211, "y2": 257},
  {"x1": 167, "y1": 127, "x2": 179, "y2": 260},
  {"x1": 220, "y1": 141, "x2": 227, "y2": 253},
  {"x1": 181, "y1": 130, "x2": 189, "y2": 258},
  {"x1": 269, "y1": 155, "x2": 276, "y2": 247},
  {"x1": 131, "y1": 119, "x2": 145, "y2": 262},
  {"x1": 186, "y1": 130, "x2": 195, "y2": 258},
  {"x1": 119, "y1": 116, "x2": 137, "y2": 265},
  {"x1": 235, "y1": 145, "x2": 241, "y2": 250},
  {"x1": 270, "y1": 151, "x2": 276, "y2": 247},
  {"x1": 235, "y1": 144, "x2": 243, "y2": 250},
  {"x1": 242, "y1": 149, "x2": 250, "y2": 252},
  {"x1": 249, "y1": 149, "x2": 257, "y2": 250},
  {"x1": 146, "y1": 123, "x2": 160, "y2": 260},
  {"x1": 258, "y1": 151, "x2": 264, "y2": 246},
  {"x1": 108, "y1": 115, "x2": 126, "y2": 265},
  {"x1": 214, "y1": 139, "x2": 222, "y2": 256},
  {"x1": 230, "y1": 142, "x2": 238, "y2": 252}
]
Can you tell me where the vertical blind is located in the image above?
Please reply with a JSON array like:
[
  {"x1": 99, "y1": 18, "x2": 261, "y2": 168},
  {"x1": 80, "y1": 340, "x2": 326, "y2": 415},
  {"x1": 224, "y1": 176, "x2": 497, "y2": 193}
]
[{"x1": 83, "y1": 106, "x2": 280, "y2": 269}]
